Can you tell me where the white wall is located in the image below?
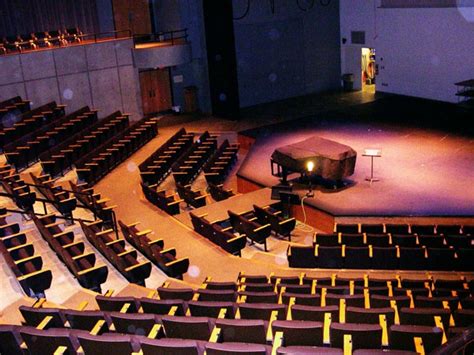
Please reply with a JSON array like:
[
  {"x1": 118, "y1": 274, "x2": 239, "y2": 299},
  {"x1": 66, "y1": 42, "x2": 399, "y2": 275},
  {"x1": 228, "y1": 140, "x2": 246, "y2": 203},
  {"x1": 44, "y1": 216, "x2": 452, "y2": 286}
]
[
  {"x1": 340, "y1": 0, "x2": 378, "y2": 90},
  {"x1": 376, "y1": 7, "x2": 474, "y2": 102},
  {"x1": 340, "y1": 1, "x2": 474, "y2": 102}
]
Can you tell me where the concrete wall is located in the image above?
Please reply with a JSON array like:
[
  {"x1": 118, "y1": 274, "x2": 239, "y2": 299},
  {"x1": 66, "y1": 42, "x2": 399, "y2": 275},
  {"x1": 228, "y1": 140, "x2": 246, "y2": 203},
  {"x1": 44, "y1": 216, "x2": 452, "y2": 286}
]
[
  {"x1": 340, "y1": 0, "x2": 474, "y2": 102},
  {"x1": 151, "y1": 0, "x2": 212, "y2": 114},
  {"x1": 0, "y1": 39, "x2": 143, "y2": 120},
  {"x1": 232, "y1": 0, "x2": 341, "y2": 108}
]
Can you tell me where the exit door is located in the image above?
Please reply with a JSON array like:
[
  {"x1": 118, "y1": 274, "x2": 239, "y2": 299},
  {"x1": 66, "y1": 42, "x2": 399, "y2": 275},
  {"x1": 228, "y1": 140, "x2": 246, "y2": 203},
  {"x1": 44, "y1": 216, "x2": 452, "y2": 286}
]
[{"x1": 139, "y1": 69, "x2": 173, "y2": 116}]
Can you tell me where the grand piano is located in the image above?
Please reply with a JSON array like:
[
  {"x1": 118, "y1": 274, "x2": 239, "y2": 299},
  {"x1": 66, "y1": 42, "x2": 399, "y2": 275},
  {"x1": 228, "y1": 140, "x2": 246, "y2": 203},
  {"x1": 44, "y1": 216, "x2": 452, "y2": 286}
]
[{"x1": 271, "y1": 136, "x2": 357, "y2": 183}]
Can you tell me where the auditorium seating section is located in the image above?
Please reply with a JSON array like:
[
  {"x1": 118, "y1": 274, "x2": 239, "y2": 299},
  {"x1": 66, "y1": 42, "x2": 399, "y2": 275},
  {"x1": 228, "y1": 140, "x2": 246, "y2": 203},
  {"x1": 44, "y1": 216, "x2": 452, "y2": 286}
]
[
  {"x1": 0, "y1": 165, "x2": 37, "y2": 213},
  {"x1": 208, "y1": 182, "x2": 235, "y2": 201},
  {"x1": 190, "y1": 212, "x2": 247, "y2": 256},
  {"x1": 288, "y1": 223, "x2": 474, "y2": 270},
  {"x1": 75, "y1": 117, "x2": 158, "y2": 185},
  {"x1": 0, "y1": 96, "x2": 30, "y2": 124},
  {"x1": 32, "y1": 214, "x2": 108, "y2": 292},
  {"x1": 79, "y1": 219, "x2": 152, "y2": 286},
  {"x1": 176, "y1": 182, "x2": 208, "y2": 208},
  {"x1": 139, "y1": 127, "x2": 194, "y2": 186},
  {"x1": 1, "y1": 272, "x2": 473, "y2": 354},
  {"x1": 140, "y1": 182, "x2": 183, "y2": 215},
  {"x1": 203, "y1": 139, "x2": 239, "y2": 185},
  {"x1": 29, "y1": 173, "x2": 77, "y2": 220},
  {"x1": 4, "y1": 105, "x2": 96, "y2": 170},
  {"x1": 171, "y1": 131, "x2": 218, "y2": 186},
  {"x1": 40, "y1": 110, "x2": 129, "y2": 177},
  {"x1": 69, "y1": 181, "x2": 117, "y2": 229},
  {"x1": 140, "y1": 128, "x2": 240, "y2": 214},
  {"x1": 0, "y1": 208, "x2": 52, "y2": 298},
  {"x1": 1, "y1": 28, "x2": 84, "y2": 54},
  {"x1": 118, "y1": 220, "x2": 189, "y2": 279},
  {"x1": 190, "y1": 203, "x2": 295, "y2": 254},
  {"x1": 0, "y1": 101, "x2": 65, "y2": 151}
]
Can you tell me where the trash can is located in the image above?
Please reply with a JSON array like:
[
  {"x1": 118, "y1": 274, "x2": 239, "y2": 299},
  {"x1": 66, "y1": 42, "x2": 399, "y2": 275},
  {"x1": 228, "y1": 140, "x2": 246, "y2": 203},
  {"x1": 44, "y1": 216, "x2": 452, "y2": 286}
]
[
  {"x1": 184, "y1": 86, "x2": 198, "y2": 113},
  {"x1": 342, "y1": 73, "x2": 354, "y2": 92}
]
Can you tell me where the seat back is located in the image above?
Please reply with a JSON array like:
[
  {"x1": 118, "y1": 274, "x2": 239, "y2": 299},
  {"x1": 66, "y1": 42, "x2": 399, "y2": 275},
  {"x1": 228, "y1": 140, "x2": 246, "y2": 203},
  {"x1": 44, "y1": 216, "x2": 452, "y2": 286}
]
[
  {"x1": 20, "y1": 327, "x2": 79, "y2": 355},
  {"x1": 216, "y1": 318, "x2": 267, "y2": 344},
  {"x1": 110, "y1": 312, "x2": 157, "y2": 336},
  {"x1": 77, "y1": 332, "x2": 135, "y2": 355},
  {"x1": 272, "y1": 320, "x2": 324, "y2": 346},
  {"x1": 139, "y1": 338, "x2": 201, "y2": 355},
  {"x1": 389, "y1": 325, "x2": 443, "y2": 353},
  {"x1": 162, "y1": 316, "x2": 212, "y2": 340},
  {"x1": 330, "y1": 322, "x2": 382, "y2": 350}
]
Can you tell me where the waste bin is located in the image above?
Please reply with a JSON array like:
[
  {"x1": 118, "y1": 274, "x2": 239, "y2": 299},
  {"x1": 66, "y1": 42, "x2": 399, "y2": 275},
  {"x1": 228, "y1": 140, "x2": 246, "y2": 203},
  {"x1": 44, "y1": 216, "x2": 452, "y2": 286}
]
[
  {"x1": 342, "y1": 73, "x2": 354, "y2": 92},
  {"x1": 184, "y1": 86, "x2": 198, "y2": 113}
]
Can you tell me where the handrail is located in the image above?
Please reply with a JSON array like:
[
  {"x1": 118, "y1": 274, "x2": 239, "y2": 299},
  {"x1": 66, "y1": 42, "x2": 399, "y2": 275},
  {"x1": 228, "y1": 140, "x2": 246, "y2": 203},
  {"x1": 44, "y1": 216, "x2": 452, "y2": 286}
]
[
  {"x1": 0, "y1": 182, "x2": 119, "y2": 239},
  {"x1": 133, "y1": 28, "x2": 188, "y2": 46},
  {"x1": 0, "y1": 206, "x2": 95, "y2": 224},
  {"x1": 430, "y1": 326, "x2": 474, "y2": 355},
  {"x1": 0, "y1": 29, "x2": 133, "y2": 56},
  {"x1": 81, "y1": 29, "x2": 132, "y2": 43}
]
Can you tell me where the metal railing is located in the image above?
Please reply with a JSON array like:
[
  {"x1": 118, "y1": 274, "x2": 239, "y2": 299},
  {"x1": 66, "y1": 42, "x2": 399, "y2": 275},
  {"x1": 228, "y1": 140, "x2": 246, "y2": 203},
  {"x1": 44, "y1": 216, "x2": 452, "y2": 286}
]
[
  {"x1": 0, "y1": 181, "x2": 119, "y2": 239},
  {"x1": 133, "y1": 28, "x2": 188, "y2": 46},
  {"x1": 431, "y1": 326, "x2": 474, "y2": 355}
]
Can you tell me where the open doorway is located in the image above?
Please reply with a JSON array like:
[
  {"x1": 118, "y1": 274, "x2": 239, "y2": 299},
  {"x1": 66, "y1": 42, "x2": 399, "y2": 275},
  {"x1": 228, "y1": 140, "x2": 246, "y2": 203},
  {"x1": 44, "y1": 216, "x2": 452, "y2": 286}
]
[{"x1": 362, "y1": 47, "x2": 376, "y2": 93}]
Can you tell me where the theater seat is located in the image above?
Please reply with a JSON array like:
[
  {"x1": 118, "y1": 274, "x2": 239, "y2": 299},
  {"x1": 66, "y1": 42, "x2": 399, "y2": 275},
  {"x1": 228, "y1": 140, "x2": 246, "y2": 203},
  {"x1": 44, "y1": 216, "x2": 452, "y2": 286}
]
[
  {"x1": 139, "y1": 338, "x2": 202, "y2": 355},
  {"x1": 389, "y1": 325, "x2": 443, "y2": 353},
  {"x1": 272, "y1": 320, "x2": 324, "y2": 346},
  {"x1": 330, "y1": 322, "x2": 383, "y2": 350}
]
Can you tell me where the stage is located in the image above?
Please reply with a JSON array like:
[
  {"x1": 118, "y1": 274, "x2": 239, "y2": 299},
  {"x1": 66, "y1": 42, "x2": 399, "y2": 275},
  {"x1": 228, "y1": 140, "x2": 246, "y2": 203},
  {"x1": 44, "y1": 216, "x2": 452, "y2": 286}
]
[{"x1": 236, "y1": 112, "x2": 474, "y2": 230}]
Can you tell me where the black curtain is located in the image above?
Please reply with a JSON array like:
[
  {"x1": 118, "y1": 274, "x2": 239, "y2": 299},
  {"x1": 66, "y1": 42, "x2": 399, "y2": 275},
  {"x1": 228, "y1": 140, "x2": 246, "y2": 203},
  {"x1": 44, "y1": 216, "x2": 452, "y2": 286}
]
[{"x1": 0, "y1": 0, "x2": 99, "y2": 37}]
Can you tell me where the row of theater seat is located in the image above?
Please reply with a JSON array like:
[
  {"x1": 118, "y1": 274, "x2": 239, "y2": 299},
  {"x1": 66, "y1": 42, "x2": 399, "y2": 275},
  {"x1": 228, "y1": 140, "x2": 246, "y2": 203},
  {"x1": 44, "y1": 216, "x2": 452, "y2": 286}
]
[
  {"x1": 314, "y1": 231, "x2": 473, "y2": 249},
  {"x1": 69, "y1": 181, "x2": 117, "y2": 230},
  {"x1": 7, "y1": 272, "x2": 474, "y2": 354},
  {"x1": 0, "y1": 208, "x2": 52, "y2": 298},
  {"x1": 80, "y1": 218, "x2": 152, "y2": 287},
  {"x1": 208, "y1": 182, "x2": 235, "y2": 201},
  {"x1": 171, "y1": 131, "x2": 218, "y2": 186},
  {"x1": 202, "y1": 139, "x2": 240, "y2": 185},
  {"x1": 40, "y1": 110, "x2": 130, "y2": 177},
  {"x1": 4, "y1": 105, "x2": 96, "y2": 170},
  {"x1": 334, "y1": 222, "x2": 473, "y2": 236},
  {"x1": 118, "y1": 220, "x2": 189, "y2": 279},
  {"x1": 76, "y1": 117, "x2": 158, "y2": 185},
  {"x1": 0, "y1": 28, "x2": 83, "y2": 54},
  {"x1": 288, "y1": 244, "x2": 474, "y2": 270},
  {"x1": 139, "y1": 127, "x2": 194, "y2": 186},
  {"x1": 29, "y1": 172, "x2": 77, "y2": 220},
  {"x1": 190, "y1": 203, "x2": 296, "y2": 254},
  {"x1": 141, "y1": 182, "x2": 183, "y2": 215},
  {"x1": 0, "y1": 96, "x2": 30, "y2": 125},
  {"x1": 0, "y1": 165, "x2": 37, "y2": 212},
  {"x1": 32, "y1": 214, "x2": 108, "y2": 293},
  {"x1": 0, "y1": 101, "x2": 65, "y2": 150}
]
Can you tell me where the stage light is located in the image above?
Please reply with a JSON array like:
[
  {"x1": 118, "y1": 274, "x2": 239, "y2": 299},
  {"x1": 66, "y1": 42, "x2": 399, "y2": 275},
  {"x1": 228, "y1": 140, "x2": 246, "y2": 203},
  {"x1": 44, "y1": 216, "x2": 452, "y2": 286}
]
[{"x1": 306, "y1": 161, "x2": 315, "y2": 197}]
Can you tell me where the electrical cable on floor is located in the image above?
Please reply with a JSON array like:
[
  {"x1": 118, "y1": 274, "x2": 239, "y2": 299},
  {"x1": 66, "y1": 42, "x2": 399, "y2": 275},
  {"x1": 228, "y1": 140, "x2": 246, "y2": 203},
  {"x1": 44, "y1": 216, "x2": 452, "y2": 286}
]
[{"x1": 296, "y1": 195, "x2": 314, "y2": 233}]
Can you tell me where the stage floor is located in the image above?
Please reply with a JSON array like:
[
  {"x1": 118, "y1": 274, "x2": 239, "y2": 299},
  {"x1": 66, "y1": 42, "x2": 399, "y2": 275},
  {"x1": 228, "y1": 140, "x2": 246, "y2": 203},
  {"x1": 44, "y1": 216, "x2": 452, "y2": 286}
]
[{"x1": 237, "y1": 117, "x2": 474, "y2": 217}]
